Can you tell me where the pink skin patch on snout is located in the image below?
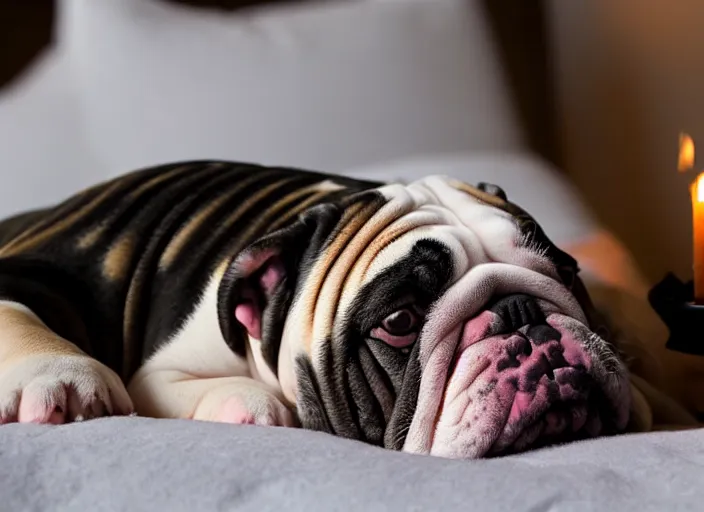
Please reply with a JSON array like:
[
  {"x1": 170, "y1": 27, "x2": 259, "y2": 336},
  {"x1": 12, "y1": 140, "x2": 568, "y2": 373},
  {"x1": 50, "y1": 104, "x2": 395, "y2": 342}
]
[{"x1": 431, "y1": 309, "x2": 623, "y2": 458}]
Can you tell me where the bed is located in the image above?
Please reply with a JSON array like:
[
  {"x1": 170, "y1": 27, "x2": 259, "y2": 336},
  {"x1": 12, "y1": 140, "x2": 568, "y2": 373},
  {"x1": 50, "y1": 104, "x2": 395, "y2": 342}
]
[
  {"x1": 1, "y1": 1, "x2": 702, "y2": 510},
  {"x1": 3, "y1": 416, "x2": 704, "y2": 511}
]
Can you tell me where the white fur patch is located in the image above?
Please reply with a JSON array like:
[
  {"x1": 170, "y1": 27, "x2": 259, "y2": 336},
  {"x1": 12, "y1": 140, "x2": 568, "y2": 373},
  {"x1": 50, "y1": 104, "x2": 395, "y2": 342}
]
[
  {"x1": 137, "y1": 277, "x2": 249, "y2": 379},
  {"x1": 128, "y1": 275, "x2": 292, "y2": 418},
  {"x1": 361, "y1": 175, "x2": 560, "y2": 290}
]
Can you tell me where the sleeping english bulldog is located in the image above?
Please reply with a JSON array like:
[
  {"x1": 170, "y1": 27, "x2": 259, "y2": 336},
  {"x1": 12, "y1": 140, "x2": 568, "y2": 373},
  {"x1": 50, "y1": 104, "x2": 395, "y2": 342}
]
[{"x1": 0, "y1": 161, "x2": 637, "y2": 458}]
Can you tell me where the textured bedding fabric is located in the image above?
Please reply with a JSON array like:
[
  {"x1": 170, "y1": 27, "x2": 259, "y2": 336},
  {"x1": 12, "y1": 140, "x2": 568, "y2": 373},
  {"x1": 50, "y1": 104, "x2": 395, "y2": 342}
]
[{"x1": 1, "y1": 417, "x2": 702, "y2": 511}]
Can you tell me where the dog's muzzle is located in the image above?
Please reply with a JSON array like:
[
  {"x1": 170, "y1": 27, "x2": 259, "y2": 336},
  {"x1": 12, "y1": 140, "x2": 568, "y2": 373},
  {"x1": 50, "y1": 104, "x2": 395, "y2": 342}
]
[{"x1": 402, "y1": 264, "x2": 631, "y2": 459}]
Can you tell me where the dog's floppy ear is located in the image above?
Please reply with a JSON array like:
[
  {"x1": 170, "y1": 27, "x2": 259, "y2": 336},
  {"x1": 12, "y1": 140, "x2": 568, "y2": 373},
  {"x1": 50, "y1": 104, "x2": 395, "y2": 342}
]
[
  {"x1": 449, "y1": 179, "x2": 509, "y2": 208},
  {"x1": 217, "y1": 203, "x2": 343, "y2": 369},
  {"x1": 226, "y1": 238, "x2": 291, "y2": 342},
  {"x1": 476, "y1": 182, "x2": 508, "y2": 201}
]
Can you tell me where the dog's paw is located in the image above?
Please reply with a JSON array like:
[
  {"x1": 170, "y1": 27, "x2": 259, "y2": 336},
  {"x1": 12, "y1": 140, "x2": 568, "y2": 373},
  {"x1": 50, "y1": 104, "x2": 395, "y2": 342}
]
[
  {"x1": 0, "y1": 354, "x2": 134, "y2": 424},
  {"x1": 193, "y1": 380, "x2": 296, "y2": 427}
]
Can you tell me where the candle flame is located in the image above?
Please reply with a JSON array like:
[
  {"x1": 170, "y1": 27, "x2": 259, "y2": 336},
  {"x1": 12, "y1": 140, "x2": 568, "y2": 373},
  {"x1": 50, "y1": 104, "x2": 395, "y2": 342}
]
[
  {"x1": 696, "y1": 173, "x2": 704, "y2": 203},
  {"x1": 679, "y1": 132, "x2": 695, "y2": 172}
]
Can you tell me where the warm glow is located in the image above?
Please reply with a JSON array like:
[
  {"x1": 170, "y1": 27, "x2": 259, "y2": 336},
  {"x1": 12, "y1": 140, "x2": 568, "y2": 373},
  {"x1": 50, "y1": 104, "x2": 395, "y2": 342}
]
[
  {"x1": 683, "y1": 131, "x2": 704, "y2": 303},
  {"x1": 679, "y1": 132, "x2": 695, "y2": 172},
  {"x1": 696, "y1": 173, "x2": 704, "y2": 202}
]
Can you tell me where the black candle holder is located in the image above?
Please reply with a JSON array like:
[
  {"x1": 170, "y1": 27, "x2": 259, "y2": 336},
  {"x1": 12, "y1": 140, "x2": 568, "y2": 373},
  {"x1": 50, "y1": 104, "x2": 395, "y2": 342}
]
[{"x1": 648, "y1": 272, "x2": 704, "y2": 356}]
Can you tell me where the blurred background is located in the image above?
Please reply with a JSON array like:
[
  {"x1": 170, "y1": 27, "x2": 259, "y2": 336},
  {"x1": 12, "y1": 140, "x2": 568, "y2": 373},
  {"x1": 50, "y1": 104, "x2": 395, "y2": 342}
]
[{"x1": 1, "y1": 0, "x2": 703, "y2": 287}]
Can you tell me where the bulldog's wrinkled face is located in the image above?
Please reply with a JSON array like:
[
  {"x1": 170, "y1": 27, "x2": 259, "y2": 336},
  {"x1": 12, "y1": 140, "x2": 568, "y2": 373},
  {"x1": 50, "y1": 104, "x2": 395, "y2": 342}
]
[{"x1": 226, "y1": 175, "x2": 631, "y2": 459}]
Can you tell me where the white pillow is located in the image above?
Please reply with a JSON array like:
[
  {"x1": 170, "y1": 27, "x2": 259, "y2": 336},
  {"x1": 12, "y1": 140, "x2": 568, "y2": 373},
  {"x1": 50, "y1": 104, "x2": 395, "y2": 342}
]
[
  {"x1": 0, "y1": 47, "x2": 107, "y2": 216},
  {"x1": 59, "y1": 0, "x2": 525, "y2": 175}
]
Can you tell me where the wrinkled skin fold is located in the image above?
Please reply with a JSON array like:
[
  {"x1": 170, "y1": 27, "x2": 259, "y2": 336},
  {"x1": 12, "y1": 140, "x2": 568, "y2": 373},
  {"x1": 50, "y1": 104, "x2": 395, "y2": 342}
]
[{"x1": 286, "y1": 176, "x2": 632, "y2": 459}]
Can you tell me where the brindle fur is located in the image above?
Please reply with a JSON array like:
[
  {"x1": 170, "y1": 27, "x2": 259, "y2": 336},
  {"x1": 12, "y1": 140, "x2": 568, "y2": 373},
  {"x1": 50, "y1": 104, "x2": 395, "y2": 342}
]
[{"x1": 0, "y1": 161, "x2": 379, "y2": 382}]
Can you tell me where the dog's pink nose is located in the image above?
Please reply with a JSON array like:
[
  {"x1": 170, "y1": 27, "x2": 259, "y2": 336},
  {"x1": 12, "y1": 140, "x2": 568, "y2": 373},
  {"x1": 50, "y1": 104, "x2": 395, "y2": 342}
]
[
  {"x1": 486, "y1": 332, "x2": 595, "y2": 455},
  {"x1": 431, "y1": 304, "x2": 612, "y2": 459}
]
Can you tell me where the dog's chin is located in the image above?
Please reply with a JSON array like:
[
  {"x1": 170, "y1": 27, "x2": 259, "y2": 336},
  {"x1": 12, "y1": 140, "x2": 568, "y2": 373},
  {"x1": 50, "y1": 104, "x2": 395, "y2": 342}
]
[{"x1": 428, "y1": 312, "x2": 631, "y2": 459}]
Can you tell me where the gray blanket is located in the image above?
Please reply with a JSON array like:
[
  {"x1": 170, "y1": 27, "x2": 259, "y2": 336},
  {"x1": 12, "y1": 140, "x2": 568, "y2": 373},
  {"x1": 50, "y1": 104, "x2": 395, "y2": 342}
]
[{"x1": 1, "y1": 417, "x2": 701, "y2": 511}]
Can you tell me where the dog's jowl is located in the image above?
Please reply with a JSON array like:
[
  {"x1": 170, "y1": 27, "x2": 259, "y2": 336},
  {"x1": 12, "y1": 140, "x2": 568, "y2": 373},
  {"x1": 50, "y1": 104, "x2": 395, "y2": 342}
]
[{"x1": 0, "y1": 161, "x2": 633, "y2": 458}]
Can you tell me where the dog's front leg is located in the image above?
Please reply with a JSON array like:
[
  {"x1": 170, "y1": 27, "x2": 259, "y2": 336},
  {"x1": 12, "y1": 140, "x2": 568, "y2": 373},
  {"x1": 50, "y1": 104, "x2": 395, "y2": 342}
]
[
  {"x1": 126, "y1": 277, "x2": 296, "y2": 427},
  {"x1": 127, "y1": 370, "x2": 296, "y2": 427},
  {"x1": 0, "y1": 301, "x2": 133, "y2": 423}
]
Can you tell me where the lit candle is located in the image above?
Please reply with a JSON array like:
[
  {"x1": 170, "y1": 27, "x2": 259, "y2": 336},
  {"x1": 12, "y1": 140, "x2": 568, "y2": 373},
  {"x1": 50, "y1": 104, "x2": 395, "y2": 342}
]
[
  {"x1": 692, "y1": 173, "x2": 704, "y2": 303},
  {"x1": 680, "y1": 133, "x2": 704, "y2": 303}
]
